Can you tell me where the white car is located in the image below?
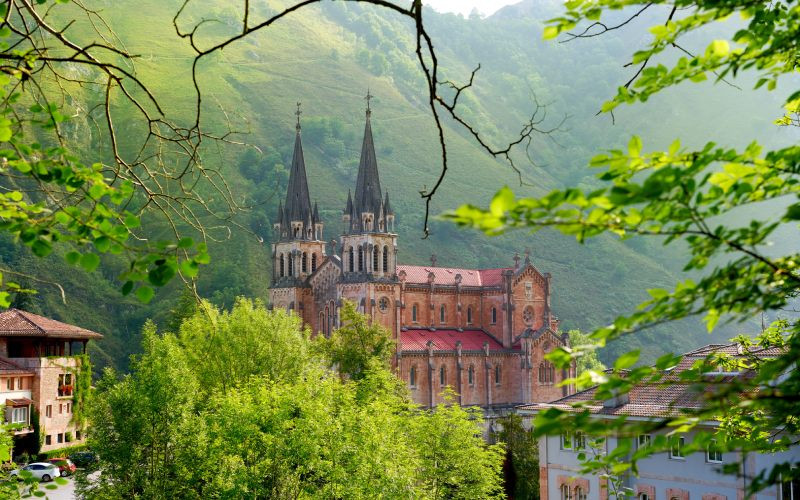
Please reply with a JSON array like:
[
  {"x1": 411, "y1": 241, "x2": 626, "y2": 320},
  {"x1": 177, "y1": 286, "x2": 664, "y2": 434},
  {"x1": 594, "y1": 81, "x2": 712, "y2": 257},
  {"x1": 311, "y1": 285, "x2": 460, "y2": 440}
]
[{"x1": 9, "y1": 462, "x2": 61, "y2": 482}]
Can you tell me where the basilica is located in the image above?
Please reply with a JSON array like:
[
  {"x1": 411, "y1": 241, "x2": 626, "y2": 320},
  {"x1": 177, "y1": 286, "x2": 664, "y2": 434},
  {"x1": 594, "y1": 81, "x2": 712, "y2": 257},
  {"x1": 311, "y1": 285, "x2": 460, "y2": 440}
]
[{"x1": 269, "y1": 100, "x2": 574, "y2": 408}]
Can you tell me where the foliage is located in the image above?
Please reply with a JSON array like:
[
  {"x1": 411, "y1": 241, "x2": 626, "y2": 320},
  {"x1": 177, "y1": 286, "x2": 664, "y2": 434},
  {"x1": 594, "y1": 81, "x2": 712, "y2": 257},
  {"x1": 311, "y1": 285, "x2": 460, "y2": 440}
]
[
  {"x1": 37, "y1": 443, "x2": 89, "y2": 461},
  {"x1": 70, "y1": 354, "x2": 92, "y2": 428},
  {"x1": 495, "y1": 413, "x2": 540, "y2": 500},
  {"x1": 317, "y1": 300, "x2": 395, "y2": 380},
  {"x1": 446, "y1": 0, "x2": 800, "y2": 493},
  {"x1": 568, "y1": 329, "x2": 607, "y2": 389},
  {"x1": 85, "y1": 302, "x2": 505, "y2": 499},
  {"x1": 178, "y1": 298, "x2": 311, "y2": 392}
]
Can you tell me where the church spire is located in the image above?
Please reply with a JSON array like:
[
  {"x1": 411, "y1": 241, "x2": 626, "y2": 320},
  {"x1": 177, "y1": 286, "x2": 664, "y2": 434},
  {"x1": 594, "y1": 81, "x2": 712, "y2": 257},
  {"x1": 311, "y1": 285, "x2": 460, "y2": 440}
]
[
  {"x1": 277, "y1": 102, "x2": 319, "y2": 241},
  {"x1": 348, "y1": 91, "x2": 383, "y2": 232}
]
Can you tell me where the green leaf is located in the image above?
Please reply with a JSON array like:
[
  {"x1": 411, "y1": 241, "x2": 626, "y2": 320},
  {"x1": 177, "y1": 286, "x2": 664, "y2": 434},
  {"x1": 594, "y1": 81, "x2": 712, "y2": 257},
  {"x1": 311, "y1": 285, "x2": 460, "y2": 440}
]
[
  {"x1": 180, "y1": 259, "x2": 199, "y2": 278},
  {"x1": 628, "y1": 136, "x2": 642, "y2": 157},
  {"x1": 614, "y1": 349, "x2": 640, "y2": 370},
  {"x1": 65, "y1": 251, "x2": 81, "y2": 265},
  {"x1": 121, "y1": 280, "x2": 134, "y2": 296},
  {"x1": 79, "y1": 253, "x2": 100, "y2": 272},
  {"x1": 489, "y1": 186, "x2": 514, "y2": 217},
  {"x1": 136, "y1": 285, "x2": 155, "y2": 303},
  {"x1": 543, "y1": 26, "x2": 559, "y2": 40},
  {"x1": 785, "y1": 203, "x2": 800, "y2": 220}
]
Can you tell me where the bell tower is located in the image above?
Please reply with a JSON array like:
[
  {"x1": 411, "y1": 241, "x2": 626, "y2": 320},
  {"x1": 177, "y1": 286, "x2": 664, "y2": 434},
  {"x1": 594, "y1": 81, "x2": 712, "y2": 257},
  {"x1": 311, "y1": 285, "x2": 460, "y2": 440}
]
[
  {"x1": 338, "y1": 92, "x2": 400, "y2": 338},
  {"x1": 269, "y1": 103, "x2": 326, "y2": 319}
]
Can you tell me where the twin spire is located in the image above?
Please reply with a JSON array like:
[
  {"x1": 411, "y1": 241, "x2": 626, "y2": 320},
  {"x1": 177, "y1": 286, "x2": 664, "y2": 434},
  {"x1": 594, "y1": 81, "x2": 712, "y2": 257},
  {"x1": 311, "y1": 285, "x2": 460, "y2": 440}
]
[{"x1": 275, "y1": 93, "x2": 394, "y2": 242}]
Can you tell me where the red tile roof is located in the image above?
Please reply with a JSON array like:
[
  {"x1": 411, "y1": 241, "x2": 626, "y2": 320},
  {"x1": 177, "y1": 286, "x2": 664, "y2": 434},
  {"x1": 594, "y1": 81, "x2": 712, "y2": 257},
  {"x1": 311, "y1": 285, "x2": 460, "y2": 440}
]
[
  {"x1": 400, "y1": 328, "x2": 505, "y2": 351},
  {"x1": 397, "y1": 265, "x2": 511, "y2": 287},
  {"x1": 0, "y1": 309, "x2": 102, "y2": 340},
  {"x1": 519, "y1": 343, "x2": 785, "y2": 418}
]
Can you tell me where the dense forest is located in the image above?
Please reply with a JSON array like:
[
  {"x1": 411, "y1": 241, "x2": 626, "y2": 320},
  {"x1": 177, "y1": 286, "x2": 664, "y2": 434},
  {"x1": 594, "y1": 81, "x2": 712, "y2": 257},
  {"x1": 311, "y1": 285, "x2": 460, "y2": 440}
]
[{"x1": 2, "y1": 0, "x2": 790, "y2": 372}]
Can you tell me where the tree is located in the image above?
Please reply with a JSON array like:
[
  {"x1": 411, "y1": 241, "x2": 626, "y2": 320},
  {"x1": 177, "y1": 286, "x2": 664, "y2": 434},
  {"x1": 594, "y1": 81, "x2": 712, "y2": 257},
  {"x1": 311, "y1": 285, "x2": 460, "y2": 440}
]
[
  {"x1": 496, "y1": 413, "x2": 540, "y2": 500},
  {"x1": 447, "y1": 0, "x2": 800, "y2": 493},
  {"x1": 178, "y1": 298, "x2": 311, "y2": 392},
  {"x1": 319, "y1": 300, "x2": 395, "y2": 380},
  {"x1": 568, "y1": 329, "x2": 606, "y2": 390},
  {"x1": 86, "y1": 301, "x2": 505, "y2": 498}
]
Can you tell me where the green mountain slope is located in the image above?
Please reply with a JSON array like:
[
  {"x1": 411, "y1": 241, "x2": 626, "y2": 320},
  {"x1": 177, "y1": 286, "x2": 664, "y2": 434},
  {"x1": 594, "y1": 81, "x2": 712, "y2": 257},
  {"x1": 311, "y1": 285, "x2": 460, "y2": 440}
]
[{"x1": 4, "y1": 0, "x2": 782, "y2": 370}]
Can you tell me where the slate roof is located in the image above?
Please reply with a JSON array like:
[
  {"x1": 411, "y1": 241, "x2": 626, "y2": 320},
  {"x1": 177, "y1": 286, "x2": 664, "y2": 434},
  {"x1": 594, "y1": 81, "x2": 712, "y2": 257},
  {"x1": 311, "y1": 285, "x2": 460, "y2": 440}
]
[
  {"x1": 400, "y1": 328, "x2": 506, "y2": 352},
  {"x1": 343, "y1": 108, "x2": 393, "y2": 234},
  {"x1": 518, "y1": 343, "x2": 783, "y2": 418},
  {"x1": 397, "y1": 265, "x2": 512, "y2": 287},
  {"x1": 0, "y1": 309, "x2": 102, "y2": 339},
  {"x1": 284, "y1": 128, "x2": 313, "y2": 226}
]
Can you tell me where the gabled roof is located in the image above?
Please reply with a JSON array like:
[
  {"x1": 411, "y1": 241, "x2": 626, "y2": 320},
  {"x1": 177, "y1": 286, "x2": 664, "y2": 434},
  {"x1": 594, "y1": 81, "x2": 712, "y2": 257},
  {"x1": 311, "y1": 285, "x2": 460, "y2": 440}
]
[
  {"x1": 400, "y1": 328, "x2": 506, "y2": 352},
  {"x1": 518, "y1": 342, "x2": 784, "y2": 418},
  {"x1": 0, "y1": 309, "x2": 102, "y2": 339},
  {"x1": 397, "y1": 265, "x2": 512, "y2": 287}
]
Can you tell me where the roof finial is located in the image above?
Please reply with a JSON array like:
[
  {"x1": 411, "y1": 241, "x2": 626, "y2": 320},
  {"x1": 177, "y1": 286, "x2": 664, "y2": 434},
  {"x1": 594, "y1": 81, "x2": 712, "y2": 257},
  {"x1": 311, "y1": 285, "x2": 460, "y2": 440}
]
[
  {"x1": 365, "y1": 89, "x2": 373, "y2": 117},
  {"x1": 430, "y1": 254, "x2": 437, "y2": 267},
  {"x1": 295, "y1": 101, "x2": 302, "y2": 131},
  {"x1": 524, "y1": 247, "x2": 531, "y2": 263}
]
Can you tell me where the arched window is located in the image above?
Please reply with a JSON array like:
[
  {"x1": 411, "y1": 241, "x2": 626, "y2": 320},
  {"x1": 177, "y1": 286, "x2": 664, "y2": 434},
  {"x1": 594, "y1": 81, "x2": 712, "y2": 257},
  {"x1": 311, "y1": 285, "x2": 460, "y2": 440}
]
[
  {"x1": 468, "y1": 365, "x2": 475, "y2": 386},
  {"x1": 319, "y1": 312, "x2": 324, "y2": 335},
  {"x1": 410, "y1": 366, "x2": 417, "y2": 388},
  {"x1": 373, "y1": 246, "x2": 379, "y2": 271},
  {"x1": 348, "y1": 247, "x2": 354, "y2": 272},
  {"x1": 412, "y1": 304, "x2": 418, "y2": 323},
  {"x1": 560, "y1": 484, "x2": 571, "y2": 500},
  {"x1": 279, "y1": 254, "x2": 285, "y2": 277},
  {"x1": 439, "y1": 365, "x2": 446, "y2": 386},
  {"x1": 467, "y1": 306, "x2": 473, "y2": 324},
  {"x1": 302, "y1": 252, "x2": 307, "y2": 273},
  {"x1": 639, "y1": 494, "x2": 650, "y2": 500},
  {"x1": 358, "y1": 247, "x2": 364, "y2": 272},
  {"x1": 294, "y1": 226, "x2": 299, "y2": 237},
  {"x1": 550, "y1": 364, "x2": 555, "y2": 384},
  {"x1": 383, "y1": 245, "x2": 389, "y2": 272},
  {"x1": 539, "y1": 363, "x2": 545, "y2": 383},
  {"x1": 491, "y1": 307, "x2": 497, "y2": 324},
  {"x1": 495, "y1": 364, "x2": 501, "y2": 385},
  {"x1": 575, "y1": 487, "x2": 587, "y2": 500},
  {"x1": 311, "y1": 253, "x2": 317, "y2": 272},
  {"x1": 288, "y1": 254, "x2": 294, "y2": 277},
  {"x1": 440, "y1": 304, "x2": 446, "y2": 324}
]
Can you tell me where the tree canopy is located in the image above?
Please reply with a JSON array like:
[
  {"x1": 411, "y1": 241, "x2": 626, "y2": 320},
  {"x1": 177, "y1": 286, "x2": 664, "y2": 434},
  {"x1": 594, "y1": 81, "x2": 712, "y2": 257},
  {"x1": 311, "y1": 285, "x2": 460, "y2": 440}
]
[{"x1": 447, "y1": 0, "x2": 800, "y2": 493}]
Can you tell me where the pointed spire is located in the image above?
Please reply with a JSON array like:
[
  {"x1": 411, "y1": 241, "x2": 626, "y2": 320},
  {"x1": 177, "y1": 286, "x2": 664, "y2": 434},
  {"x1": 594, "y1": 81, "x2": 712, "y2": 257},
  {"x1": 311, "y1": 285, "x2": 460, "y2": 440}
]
[
  {"x1": 284, "y1": 107, "x2": 313, "y2": 228},
  {"x1": 383, "y1": 191, "x2": 393, "y2": 216},
  {"x1": 313, "y1": 201, "x2": 320, "y2": 223},
  {"x1": 344, "y1": 189, "x2": 353, "y2": 215},
  {"x1": 353, "y1": 91, "x2": 383, "y2": 222}
]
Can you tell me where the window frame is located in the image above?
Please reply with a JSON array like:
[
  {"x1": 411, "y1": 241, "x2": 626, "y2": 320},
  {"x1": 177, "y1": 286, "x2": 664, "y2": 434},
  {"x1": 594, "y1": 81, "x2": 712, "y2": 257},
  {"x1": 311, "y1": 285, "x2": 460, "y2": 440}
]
[
  {"x1": 560, "y1": 433, "x2": 572, "y2": 450},
  {"x1": 706, "y1": 439, "x2": 723, "y2": 464},
  {"x1": 637, "y1": 434, "x2": 651, "y2": 449},
  {"x1": 669, "y1": 436, "x2": 686, "y2": 460},
  {"x1": 409, "y1": 366, "x2": 417, "y2": 389}
]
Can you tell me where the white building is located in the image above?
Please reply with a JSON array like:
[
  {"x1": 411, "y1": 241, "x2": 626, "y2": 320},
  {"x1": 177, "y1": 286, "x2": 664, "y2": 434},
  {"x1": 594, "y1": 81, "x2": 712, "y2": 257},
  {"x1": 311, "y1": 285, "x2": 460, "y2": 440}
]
[{"x1": 519, "y1": 344, "x2": 800, "y2": 500}]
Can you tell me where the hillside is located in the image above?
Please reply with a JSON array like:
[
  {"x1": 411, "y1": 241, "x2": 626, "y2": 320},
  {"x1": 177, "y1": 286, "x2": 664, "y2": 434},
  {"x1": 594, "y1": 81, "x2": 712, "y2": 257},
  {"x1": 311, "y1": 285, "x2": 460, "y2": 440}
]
[{"x1": 2, "y1": 0, "x2": 784, "y2": 371}]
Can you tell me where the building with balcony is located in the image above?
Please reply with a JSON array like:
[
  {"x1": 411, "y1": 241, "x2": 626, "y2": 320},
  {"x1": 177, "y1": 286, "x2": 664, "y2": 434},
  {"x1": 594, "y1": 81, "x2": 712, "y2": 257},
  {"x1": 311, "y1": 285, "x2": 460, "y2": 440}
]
[{"x1": 0, "y1": 308, "x2": 102, "y2": 455}]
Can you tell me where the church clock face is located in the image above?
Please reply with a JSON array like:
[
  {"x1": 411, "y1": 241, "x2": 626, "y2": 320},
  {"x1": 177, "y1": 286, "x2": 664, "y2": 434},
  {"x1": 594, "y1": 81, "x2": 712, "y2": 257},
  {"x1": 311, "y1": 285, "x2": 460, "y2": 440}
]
[{"x1": 378, "y1": 296, "x2": 390, "y2": 313}]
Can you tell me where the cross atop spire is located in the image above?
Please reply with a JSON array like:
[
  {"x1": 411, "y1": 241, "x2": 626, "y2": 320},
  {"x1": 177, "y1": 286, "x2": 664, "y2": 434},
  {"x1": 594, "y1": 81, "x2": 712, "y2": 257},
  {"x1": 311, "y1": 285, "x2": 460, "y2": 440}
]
[
  {"x1": 295, "y1": 101, "x2": 302, "y2": 131},
  {"x1": 365, "y1": 89, "x2": 373, "y2": 116}
]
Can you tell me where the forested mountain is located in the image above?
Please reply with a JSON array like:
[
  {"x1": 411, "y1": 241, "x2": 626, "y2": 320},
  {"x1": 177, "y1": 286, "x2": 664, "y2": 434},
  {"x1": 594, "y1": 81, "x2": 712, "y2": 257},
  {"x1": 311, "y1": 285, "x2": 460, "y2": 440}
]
[{"x1": 3, "y1": 0, "x2": 789, "y2": 372}]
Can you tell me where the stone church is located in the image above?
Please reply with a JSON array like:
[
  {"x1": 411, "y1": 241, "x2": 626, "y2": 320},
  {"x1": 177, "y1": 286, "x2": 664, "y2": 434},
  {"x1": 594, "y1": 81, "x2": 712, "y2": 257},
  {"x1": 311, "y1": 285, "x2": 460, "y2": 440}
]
[{"x1": 270, "y1": 100, "x2": 574, "y2": 408}]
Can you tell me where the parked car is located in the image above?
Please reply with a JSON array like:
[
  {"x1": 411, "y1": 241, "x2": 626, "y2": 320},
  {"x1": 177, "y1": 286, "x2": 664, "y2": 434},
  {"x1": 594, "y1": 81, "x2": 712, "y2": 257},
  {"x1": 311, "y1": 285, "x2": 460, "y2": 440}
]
[
  {"x1": 47, "y1": 457, "x2": 76, "y2": 476},
  {"x1": 9, "y1": 462, "x2": 61, "y2": 482},
  {"x1": 68, "y1": 450, "x2": 98, "y2": 468}
]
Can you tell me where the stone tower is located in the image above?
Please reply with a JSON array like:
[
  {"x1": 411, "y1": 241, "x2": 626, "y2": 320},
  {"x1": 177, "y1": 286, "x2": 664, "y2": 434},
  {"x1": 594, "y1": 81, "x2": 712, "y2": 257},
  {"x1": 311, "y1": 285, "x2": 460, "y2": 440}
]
[
  {"x1": 338, "y1": 95, "x2": 400, "y2": 338},
  {"x1": 269, "y1": 104, "x2": 326, "y2": 321}
]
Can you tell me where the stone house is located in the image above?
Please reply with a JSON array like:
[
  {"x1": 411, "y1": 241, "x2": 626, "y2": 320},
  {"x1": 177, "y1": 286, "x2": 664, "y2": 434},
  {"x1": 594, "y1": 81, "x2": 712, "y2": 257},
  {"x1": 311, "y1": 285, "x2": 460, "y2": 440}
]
[{"x1": 0, "y1": 308, "x2": 101, "y2": 455}]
